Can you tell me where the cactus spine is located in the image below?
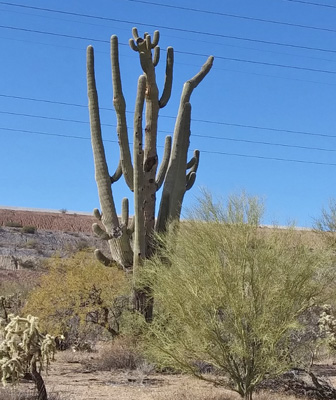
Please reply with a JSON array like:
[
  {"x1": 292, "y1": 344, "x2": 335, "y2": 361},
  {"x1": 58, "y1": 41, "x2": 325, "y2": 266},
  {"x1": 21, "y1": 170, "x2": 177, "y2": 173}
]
[{"x1": 87, "y1": 28, "x2": 213, "y2": 319}]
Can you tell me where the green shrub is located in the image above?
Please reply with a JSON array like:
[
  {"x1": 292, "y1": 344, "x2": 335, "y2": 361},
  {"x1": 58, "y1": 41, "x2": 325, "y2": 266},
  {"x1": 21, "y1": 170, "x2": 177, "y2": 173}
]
[
  {"x1": 22, "y1": 226, "x2": 37, "y2": 234},
  {"x1": 143, "y1": 192, "x2": 333, "y2": 400},
  {"x1": 23, "y1": 251, "x2": 130, "y2": 343}
]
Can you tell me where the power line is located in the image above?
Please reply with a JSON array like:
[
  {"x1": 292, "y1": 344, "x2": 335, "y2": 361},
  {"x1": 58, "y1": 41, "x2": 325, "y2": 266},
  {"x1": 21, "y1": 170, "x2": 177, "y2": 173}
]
[
  {"x1": 2, "y1": 25, "x2": 336, "y2": 76},
  {"x1": 199, "y1": 134, "x2": 336, "y2": 153},
  {"x1": 282, "y1": 0, "x2": 336, "y2": 9},
  {"x1": 126, "y1": 0, "x2": 336, "y2": 33},
  {"x1": 1, "y1": 36, "x2": 335, "y2": 87},
  {"x1": 2, "y1": 118, "x2": 336, "y2": 153},
  {"x1": 0, "y1": 25, "x2": 109, "y2": 45},
  {"x1": 2, "y1": 107, "x2": 336, "y2": 154},
  {"x1": 175, "y1": 49, "x2": 336, "y2": 75},
  {"x1": 201, "y1": 149, "x2": 336, "y2": 166},
  {"x1": 0, "y1": 127, "x2": 95, "y2": 141},
  {"x1": 0, "y1": 110, "x2": 92, "y2": 126},
  {"x1": 2, "y1": 126, "x2": 336, "y2": 167},
  {"x1": 1, "y1": 94, "x2": 336, "y2": 140},
  {"x1": 3, "y1": 8, "x2": 336, "y2": 65},
  {"x1": 1, "y1": 3, "x2": 336, "y2": 55},
  {"x1": 3, "y1": 0, "x2": 336, "y2": 36}
]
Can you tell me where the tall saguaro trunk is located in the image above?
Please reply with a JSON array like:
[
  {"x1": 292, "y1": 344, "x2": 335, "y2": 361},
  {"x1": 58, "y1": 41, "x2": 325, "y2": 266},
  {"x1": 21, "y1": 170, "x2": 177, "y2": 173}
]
[{"x1": 87, "y1": 28, "x2": 213, "y2": 320}]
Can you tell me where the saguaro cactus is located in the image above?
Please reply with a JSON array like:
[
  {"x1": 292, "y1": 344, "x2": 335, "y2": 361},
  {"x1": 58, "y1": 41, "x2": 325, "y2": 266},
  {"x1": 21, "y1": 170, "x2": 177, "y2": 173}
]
[{"x1": 87, "y1": 28, "x2": 213, "y2": 319}]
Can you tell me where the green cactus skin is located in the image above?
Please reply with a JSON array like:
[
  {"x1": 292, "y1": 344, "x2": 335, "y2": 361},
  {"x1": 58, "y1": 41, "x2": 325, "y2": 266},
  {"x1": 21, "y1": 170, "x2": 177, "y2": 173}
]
[
  {"x1": 87, "y1": 28, "x2": 213, "y2": 318},
  {"x1": 133, "y1": 74, "x2": 146, "y2": 270},
  {"x1": 111, "y1": 36, "x2": 134, "y2": 191},
  {"x1": 156, "y1": 56, "x2": 214, "y2": 230},
  {"x1": 87, "y1": 45, "x2": 133, "y2": 269}
]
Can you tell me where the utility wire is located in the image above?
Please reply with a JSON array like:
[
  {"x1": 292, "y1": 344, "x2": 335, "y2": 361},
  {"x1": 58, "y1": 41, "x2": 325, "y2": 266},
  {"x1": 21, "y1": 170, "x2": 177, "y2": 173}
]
[
  {"x1": 201, "y1": 149, "x2": 336, "y2": 166},
  {"x1": 175, "y1": 49, "x2": 336, "y2": 75},
  {"x1": 2, "y1": 119, "x2": 336, "y2": 153},
  {"x1": 282, "y1": 0, "x2": 336, "y2": 9},
  {"x1": 2, "y1": 25, "x2": 336, "y2": 75},
  {"x1": 126, "y1": 0, "x2": 336, "y2": 33},
  {"x1": 1, "y1": 35, "x2": 335, "y2": 86},
  {"x1": 3, "y1": 8, "x2": 336, "y2": 64},
  {"x1": 1, "y1": 3, "x2": 336, "y2": 54},
  {"x1": 0, "y1": 25, "x2": 109, "y2": 45},
  {"x1": 3, "y1": 0, "x2": 336, "y2": 35},
  {"x1": 1, "y1": 36, "x2": 335, "y2": 87},
  {"x1": 2, "y1": 126, "x2": 336, "y2": 167},
  {"x1": 1, "y1": 94, "x2": 336, "y2": 140}
]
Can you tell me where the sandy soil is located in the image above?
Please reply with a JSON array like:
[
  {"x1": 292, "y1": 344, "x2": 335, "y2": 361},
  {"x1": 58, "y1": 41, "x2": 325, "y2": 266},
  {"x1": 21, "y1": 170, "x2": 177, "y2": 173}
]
[
  {"x1": 2, "y1": 355, "x2": 336, "y2": 400},
  {"x1": 42, "y1": 356, "x2": 238, "y2": 400}
]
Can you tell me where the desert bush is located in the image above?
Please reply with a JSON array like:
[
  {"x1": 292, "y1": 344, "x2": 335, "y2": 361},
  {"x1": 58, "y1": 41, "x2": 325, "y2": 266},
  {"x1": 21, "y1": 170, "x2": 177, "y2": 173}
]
[
  {"x1": 314, "y1": 198, "x2": 336, "y2": 233},
  {"x1": 74, "y1": 239, "x2": 90, "y2": 251},
  {"x1": 0, "y1": 271, "x2": 40, "y2": 316},
  {"x1": 143, "y1": 192, "x2": 334, "y2": 400},
  {"x1": 21, "y1": 226, "x2": 37, "y2": 234},
  {"x1": 93, "y1": 337, "x2": 143, "y2": 371},
  {"x1": 23, "y1": 251, "x2": 130, "y2": 344}
]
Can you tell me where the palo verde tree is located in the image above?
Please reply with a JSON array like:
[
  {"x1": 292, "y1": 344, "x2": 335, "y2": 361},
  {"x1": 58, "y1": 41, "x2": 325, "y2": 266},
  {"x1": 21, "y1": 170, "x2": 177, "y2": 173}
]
[
  {"x1": 143, "y1": 192, "x2": 333, "y2": 400},
  {"x1": 87, "y1": 28, "x2": 213, "y2": 320}
]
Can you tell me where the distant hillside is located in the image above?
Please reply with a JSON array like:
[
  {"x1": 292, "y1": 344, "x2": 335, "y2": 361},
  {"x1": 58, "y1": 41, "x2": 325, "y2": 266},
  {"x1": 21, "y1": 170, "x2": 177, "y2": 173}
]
[
  {"x1": 0, "y1": 207, "x2": 109, "y2": 271},
  {"x1": 0, "y1": 207, "x2": 96, "y2": 233}
]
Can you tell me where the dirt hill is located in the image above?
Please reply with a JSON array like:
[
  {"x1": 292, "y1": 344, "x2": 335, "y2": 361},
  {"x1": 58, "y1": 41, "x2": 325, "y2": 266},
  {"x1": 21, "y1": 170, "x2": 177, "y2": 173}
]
[
  {"x1": 0, "y1": 207, "x2": 109, "y2": 271},
  {"x1": 0, "y1": 207, "x2": 96, "y2": 233}
]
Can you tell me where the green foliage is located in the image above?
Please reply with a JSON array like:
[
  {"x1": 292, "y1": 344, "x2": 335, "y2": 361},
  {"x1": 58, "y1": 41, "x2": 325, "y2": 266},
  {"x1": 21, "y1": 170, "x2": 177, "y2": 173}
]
[
  {"x1": 314, "y1": 198, "x2": 336, "y2": 250},
  {"x1": 23, "y1": 251, "x2": 130, "y2": 341},
  {"x1": 143, "y1": 192, "x2": 333, "y2": 400},
  {"x1": 314, "y1": 198, "x2": 336, "y2": 232},
  {"x1": 21, "y1": 226, "x2": 37, "y2": 234}
]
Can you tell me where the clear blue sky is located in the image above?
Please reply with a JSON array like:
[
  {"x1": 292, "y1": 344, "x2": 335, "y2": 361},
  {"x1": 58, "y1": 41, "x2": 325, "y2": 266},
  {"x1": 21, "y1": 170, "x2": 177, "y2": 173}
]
[{"x1": 0, "y1": 0, "x2": 335, "y2": 227}]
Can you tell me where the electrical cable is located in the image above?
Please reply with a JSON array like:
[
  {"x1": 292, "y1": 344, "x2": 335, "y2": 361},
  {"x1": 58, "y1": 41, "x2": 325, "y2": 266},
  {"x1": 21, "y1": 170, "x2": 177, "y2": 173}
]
[{"x1": 1, "y1": 3, "x2": 336, "y2": 54}]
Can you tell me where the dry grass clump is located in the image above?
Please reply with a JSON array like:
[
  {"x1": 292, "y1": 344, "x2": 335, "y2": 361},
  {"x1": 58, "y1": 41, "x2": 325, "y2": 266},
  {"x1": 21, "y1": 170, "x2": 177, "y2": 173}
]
[
  {"x1": 57, "y1": 337, "x2": 145, "y2": 371},
  {"x1": 93, "y1": 337, "x2": 144, "y2": 371},
  {"x1": 55, "y1": 348, "x2": 95, "y2": 365}
]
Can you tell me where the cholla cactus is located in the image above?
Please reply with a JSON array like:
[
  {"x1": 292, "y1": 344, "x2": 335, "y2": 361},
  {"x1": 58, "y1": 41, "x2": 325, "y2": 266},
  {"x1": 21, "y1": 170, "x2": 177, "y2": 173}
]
[
  {"x1": 318, "y1": 304, "x2": 336, "y2": 349},
  {"x1": 0, "y1": 314, "x2": 55, "y2": 400}
]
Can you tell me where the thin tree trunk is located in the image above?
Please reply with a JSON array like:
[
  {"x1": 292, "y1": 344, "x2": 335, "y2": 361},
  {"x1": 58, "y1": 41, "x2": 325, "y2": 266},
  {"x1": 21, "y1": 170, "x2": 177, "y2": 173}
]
[
  {"x1": 31, "y1": 358, "x2": 48, "y2": 400},
  {"x1": 134, "y1": 287, "x2": 153, "y2": 323}
]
